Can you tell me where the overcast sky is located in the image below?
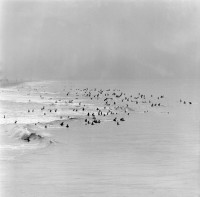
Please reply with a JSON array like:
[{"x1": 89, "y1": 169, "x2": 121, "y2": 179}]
[{"x1": 1, "y1": 0, "x2": 200, "y2": 80}]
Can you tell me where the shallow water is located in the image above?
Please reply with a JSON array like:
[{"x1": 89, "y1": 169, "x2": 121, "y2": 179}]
[{"x1": 0, "y1": 79, "x2": 199, "y2": 197}]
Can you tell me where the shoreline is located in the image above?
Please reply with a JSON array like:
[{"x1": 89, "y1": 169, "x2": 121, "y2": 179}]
[{"x1": 0, "y1": 80, "x2": 24, "y2": 88}]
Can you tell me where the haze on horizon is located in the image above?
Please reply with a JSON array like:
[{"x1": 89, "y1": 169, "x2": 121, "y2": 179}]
[{"x1": 1, "y1": 0, "x2": 200, "y2": 81}]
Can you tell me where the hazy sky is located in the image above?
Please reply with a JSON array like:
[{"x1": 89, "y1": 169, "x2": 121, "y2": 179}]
[{"x1": 1, "y1": 0, "x2": 200, "y2": 80}]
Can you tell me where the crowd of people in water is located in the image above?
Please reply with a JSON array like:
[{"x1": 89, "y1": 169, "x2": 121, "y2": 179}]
[{"x1": 2, "y1": 85, "x2": 193, "y2": 143}]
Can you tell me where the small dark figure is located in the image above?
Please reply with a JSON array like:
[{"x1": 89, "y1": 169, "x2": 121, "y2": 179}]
[{"x1": 66, "y1": 124, "x2": 69, "y2": 128}]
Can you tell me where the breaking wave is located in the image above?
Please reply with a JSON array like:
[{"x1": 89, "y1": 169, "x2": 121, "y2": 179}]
[{"x1": 8, "y1": 125, "x2": 56, "y2": 145}]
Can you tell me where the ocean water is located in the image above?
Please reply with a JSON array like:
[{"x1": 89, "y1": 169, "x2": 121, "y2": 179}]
[{"x1": 0, "y1": 79, "x2": 199, "y2": 197}]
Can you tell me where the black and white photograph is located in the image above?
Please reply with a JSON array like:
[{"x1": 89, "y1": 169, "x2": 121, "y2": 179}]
[{"x1": 0, "y1": 0, "x2": 199, "y2": 196}]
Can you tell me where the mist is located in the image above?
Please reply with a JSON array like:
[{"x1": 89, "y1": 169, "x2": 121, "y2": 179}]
[{"x1": 1, "y1": 0, "x2": 200, "y2": 81}]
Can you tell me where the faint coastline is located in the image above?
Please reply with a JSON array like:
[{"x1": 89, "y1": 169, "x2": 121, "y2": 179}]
[{"x1": 0, "y1": 78, "x2": 24, "y2": 88}]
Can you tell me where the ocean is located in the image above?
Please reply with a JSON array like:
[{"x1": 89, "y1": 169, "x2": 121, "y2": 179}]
[{"x1": 0, "y1": 79, "x2": 199, "y2": 197}]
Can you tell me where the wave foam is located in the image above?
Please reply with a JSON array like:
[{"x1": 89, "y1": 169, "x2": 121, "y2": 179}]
[{"x1": 9, "y1": 125, "x2": 55, "y2": 145}]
